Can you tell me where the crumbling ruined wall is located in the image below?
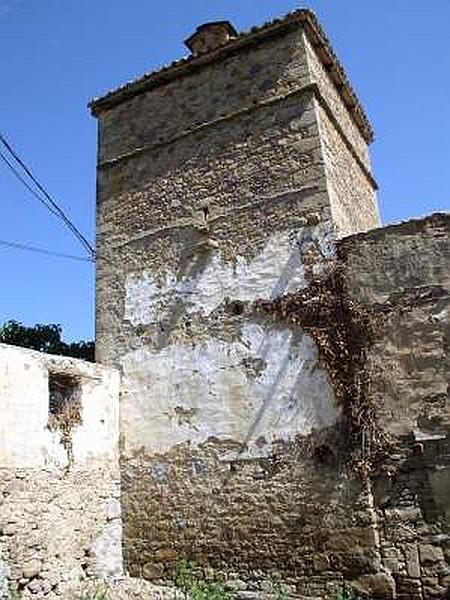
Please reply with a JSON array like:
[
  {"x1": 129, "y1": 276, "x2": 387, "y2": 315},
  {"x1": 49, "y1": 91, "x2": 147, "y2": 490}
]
[
  {"x1": 1, "y1": 9, "x2": 446, "y2": 599},
  {"x1": 0, "y1": 345, "x2": 121, "y2": 599},
  {"x1": 339, "y1": 213, "x2": 450, "y2": 600},
  {"x1": 2, "y1": 213, "x2": 448, "y2": 600}
]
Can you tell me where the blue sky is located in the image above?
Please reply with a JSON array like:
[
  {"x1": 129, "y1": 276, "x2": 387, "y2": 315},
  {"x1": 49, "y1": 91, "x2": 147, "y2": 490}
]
[{"x1": 0, "y1": 0, "x2": 449, "y2": 342}]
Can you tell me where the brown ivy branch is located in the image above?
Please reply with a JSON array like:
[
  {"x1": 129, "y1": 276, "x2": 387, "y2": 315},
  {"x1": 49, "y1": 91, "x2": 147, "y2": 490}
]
[{"x1": 254, "y1": 265, "x2": 389, "y2": 475}]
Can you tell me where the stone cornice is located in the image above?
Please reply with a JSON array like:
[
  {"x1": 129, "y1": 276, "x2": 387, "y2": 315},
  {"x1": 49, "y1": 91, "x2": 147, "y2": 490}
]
[{"x1": 96, "y1": 82, "x2": 377, "y2": 191}]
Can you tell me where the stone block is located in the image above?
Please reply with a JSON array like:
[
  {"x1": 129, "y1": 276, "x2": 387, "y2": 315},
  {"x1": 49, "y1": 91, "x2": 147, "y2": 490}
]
[
  {"x1": 352, "y1": 572, "x2": 396, "y2": 599},
  {"x1": 419, "y1": 544, "x2": 445, "y2": 565},
  {"x1": 22, "y1": 559, "x2": 42, "y2": 579},
  {"x1": 325, "y1": 527, "x2": 378, "y2": 553},
  {"x1": 395, "y1": 576, "x2": 423, "y2": 600},
  {"x1": 142, "y1": 562, "x2": 164, "y2": 580},
  {"x1": 404, "y1": 544, "x2": 421, "y2": 579}
]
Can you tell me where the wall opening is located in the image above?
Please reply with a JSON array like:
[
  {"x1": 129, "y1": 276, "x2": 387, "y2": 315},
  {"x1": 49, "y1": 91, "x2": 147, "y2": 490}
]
[
  {"x1": 49, "y1": 373, "x2": 79, "y2": 416},
  {"x1": 48, "y1": 372, "x2": 82, "y2": 465}
]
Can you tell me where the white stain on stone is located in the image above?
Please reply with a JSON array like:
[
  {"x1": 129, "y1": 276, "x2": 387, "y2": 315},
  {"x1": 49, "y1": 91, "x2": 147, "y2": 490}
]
[
  {"x1": 0, "y1": 556, "x2": 9, "y2": 600},
  {"x1": 90, "y1": 519, "x2": 123, "y2": 578},
  {"x1": 124, "y1": 223, "x2": 334, "y2": 326},
  {"x1": 121, "y1": 322, "x2": 339, "y2": 455}
]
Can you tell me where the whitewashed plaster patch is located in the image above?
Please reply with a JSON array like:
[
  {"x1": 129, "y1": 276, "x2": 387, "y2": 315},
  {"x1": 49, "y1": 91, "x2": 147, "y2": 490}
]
[
  {"x1": 124, "y1": 223, "x2": 335, "y2": 326},
  {"x1": 121, "y1": 322, "x2": 339, "y2": 455}
]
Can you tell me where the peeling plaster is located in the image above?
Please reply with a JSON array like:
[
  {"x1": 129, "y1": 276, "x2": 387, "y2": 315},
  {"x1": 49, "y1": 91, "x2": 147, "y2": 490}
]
[
  {"x1": 121, "y1": 322, "x2": 339, "y2": 455},
  {"x1": 0, "y1": 557, "x2": 9, "y2": 600},
  {"x1": 124, "y1": 224, "x2": 334, "y2": 326}
]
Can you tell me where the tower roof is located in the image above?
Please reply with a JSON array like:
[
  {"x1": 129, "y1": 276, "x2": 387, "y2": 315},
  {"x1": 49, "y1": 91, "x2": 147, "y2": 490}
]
[{"x1": 89, "y1": 10, "x2": 373, "y2": 143}]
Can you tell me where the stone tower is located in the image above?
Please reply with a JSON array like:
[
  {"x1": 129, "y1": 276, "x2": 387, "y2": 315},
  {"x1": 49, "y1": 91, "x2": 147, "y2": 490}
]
[{"x1": 90, "y1": 10, "x2": 381, "y2": 589}]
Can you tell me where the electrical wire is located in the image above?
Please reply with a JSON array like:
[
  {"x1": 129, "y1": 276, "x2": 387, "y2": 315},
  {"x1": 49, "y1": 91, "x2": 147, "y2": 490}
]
[
  {"x1": 0, "y1": 149, "x2": 60, "y2": 217},
  {"x1": 0, "y1": 131, "x2": 95, "y2": 258},
  {"x1": 0, "y1": 238, "x2": 94, "y2": 263}
]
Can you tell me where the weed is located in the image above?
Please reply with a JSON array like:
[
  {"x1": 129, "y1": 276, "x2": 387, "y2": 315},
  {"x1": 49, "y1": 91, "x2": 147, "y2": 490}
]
[
  {"x1": 331, "y1": 586, "x2": 358, "y2": 600},
  {"x1": 274, "y1": 582, "x2": 290, "y2": 600},
  {"x1": 255, "y1": 265, "x2": 389, "y2": 476},
  {"x1": 83, "y1": 589, "x2": 109, "y2": 600},
  {"x1": 174, "y1": 560, "x2": 231, "y2": 600}
]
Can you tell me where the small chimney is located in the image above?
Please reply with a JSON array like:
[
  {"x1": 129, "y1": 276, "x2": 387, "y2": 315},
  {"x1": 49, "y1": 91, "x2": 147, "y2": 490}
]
[{"x1": 184, "y1": 21, "x2": 238, "y2": 56}]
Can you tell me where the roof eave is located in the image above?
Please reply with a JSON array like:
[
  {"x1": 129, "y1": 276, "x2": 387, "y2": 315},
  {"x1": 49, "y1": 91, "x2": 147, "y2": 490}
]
[{"x1": 89, "y1": 9, "x2": 373, "y2": 143}]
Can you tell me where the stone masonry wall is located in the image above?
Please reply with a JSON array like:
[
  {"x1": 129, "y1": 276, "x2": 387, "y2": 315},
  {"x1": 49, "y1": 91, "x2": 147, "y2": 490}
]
[
  {"x1": 93, "y1": 13, "x2": 384, "y2": 599},
  {"x1": 119, "y1": 213, "x2": 450, "y2": 600},
  {"x1": 94, "y1": 16, "x2": 380, "y2": 366},
  {"x1": 97, "y1": 27, "x2": 311, "y2": 165},
  {"x1": 95, "y1": 88, "x2": 331, "y2": 364},
  {"x1": 316, "y1": 100, "x2": 380, "y2": 236},
  {"x1": 302, "y1": 32, "x2": 371, "y2": 170},
  {"x1": 0, "y1": 345, "x2": 121, "y2": 599},
  {"x1": 122, "y1": 440, "x2": 378, "y2": 595},
  {"x1": 340, "y1": 213, "x2": 450, "y2": 600}
]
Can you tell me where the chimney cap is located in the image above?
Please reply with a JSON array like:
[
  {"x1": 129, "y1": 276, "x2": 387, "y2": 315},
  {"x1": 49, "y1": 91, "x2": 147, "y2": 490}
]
[{"x1": 184, "y1": 21, "x2": 238, "y2": 55}]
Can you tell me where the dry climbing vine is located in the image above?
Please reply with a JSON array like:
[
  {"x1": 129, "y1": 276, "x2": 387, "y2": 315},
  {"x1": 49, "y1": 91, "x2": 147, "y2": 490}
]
[
  {"x1": 47, "y1": 374, "x2": 82, "y2": 466},
  {"x1": 254, "y1": 265, "x2": 390, "y2": 476}
]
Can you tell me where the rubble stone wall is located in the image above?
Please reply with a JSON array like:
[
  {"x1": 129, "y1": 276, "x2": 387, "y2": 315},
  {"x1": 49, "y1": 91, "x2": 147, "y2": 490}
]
[
  {"x1": 88, "y1": 13, "x2": 450, "y2": 600},
  {"x1": 1, "y1": 10, "x2": 448, "y2": 600},
  {"x1": 95, "y1": 85, "x2": 331, "y2": 365},
  {"x1": 340, "y1": 213, "x2": 450, "y2": 600},
  {"x1": 303, "y1": 31, "x2": 371, "y2": 170},
  {"x1": 118, "y1": 213, "x2": 450, "y2": 600},
  {"x1": 0, "y1": 345, "x2": 121, "y2": 599}
]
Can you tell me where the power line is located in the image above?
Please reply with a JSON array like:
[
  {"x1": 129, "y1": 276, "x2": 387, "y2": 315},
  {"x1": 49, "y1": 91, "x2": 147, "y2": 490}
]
[
  {"x1": 0, "y1": 149, "x2": 60, "y2": 218},
  {"x1": 0, "y1": 238, "x2": 94, "y2": 263},
  {"x1": 0, "y1": 131, "x2": 95, "y2": 258}
]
